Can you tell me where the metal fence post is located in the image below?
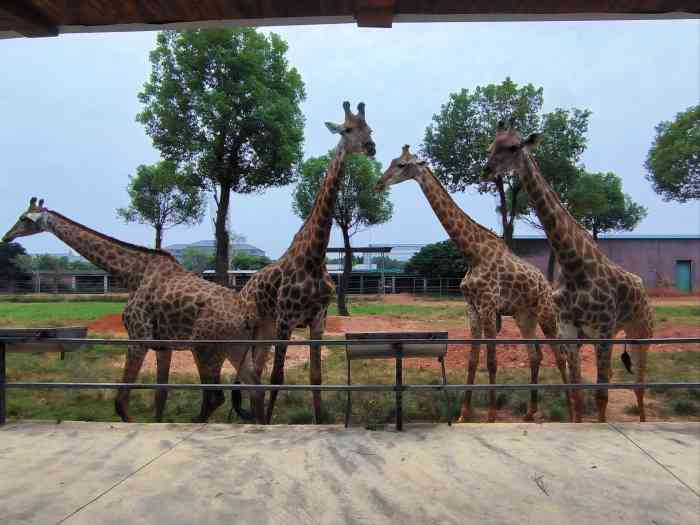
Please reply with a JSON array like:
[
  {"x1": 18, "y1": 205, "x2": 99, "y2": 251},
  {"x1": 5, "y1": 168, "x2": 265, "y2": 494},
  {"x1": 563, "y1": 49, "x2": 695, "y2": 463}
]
[
  {"x1": 0, "y1": 342, "x2": 6, "y2": 426},
  {"x1": 394, "y1": 342, "x2": 403, "y2": 431}
]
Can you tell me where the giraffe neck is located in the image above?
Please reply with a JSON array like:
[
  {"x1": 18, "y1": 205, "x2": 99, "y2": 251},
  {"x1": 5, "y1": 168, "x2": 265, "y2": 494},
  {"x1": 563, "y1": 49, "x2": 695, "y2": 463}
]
[
  {"x1": 516, "y1": 153, "x2": 605, "y2": 278},
  {"x1": 416, "y1": 168, "x2": 503, "y2": 265},
  {"x1": 45, "y1": 211, "x2": 172, "y2": 291},
  {"x1": 285, "y1": 148, "x2": 347, "y2": 264}
]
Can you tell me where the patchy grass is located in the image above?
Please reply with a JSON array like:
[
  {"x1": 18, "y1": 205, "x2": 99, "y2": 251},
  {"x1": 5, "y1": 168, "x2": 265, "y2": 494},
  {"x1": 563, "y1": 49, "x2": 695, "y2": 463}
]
[
  {"x1": 329, "y1": 297, "x2": 465, "y2": 321},
  {"x1": 613, "y1": 349, "x2": 700, "y2": 418},
  {"x1": 0, "y1": 293, "x2": 128, "y2": 303},
  {"x1": 0, "y1": 302, "x2": 125, "y2": 327},
  {"x1": 652, "y1": 305, "x2": 700, "y2": 325}
]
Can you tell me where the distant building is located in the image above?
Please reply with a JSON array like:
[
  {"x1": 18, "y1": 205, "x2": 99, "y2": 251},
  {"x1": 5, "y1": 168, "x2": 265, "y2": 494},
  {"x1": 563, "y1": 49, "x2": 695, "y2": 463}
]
[
  {"x1": 511, "y1": 235, "x2": 699, "y2": 292},
  {"x1": 164, "y1": 240, "x2": 266, "y2": 261}
]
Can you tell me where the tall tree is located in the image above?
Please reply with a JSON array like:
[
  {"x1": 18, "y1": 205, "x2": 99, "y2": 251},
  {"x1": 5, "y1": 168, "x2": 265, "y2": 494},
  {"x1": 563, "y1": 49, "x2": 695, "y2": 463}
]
[
  {"x1": 645, "y1": 104, "x2": 700, "y2": 203},
  {"x1": 138, "y1": 29, "x2": 305, "y2": 284},
  {"x1": 404, "y1": 240, "x2": 466, "y2": 278},
  {"x1": 180, "y1": 247, "x2": 215, "y2": 273},
  {"x1": 117, "y1": 161, "x2": 205, "y2": 249},
  {"x1": 0, "y1": 242, "x2": 30, "y2": 281},
  {"x1": 293, "y1": 152, "x2": 393, "y2": 316},
  {"x1": 422, "y1": 78, "x2": 590, "y2": 247},
  {"x1": 567, "y1": 171, "x2": 647, "y2": 240}
]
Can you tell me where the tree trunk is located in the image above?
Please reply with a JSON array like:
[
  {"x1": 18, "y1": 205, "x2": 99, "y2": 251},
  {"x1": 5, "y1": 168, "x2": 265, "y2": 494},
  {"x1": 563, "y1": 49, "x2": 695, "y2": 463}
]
[
  {"x1": 546, "y1": 248, "x2": 557, "y2": 283},
  {"x1": 337, "y1": 226, "x2": 352, "y2": 317},
  {"x1": 495, "y1": 177, "x2": 514, "y2": 248},
  {"x1": 215, "y1": 182, "x2": 232, "y2": 287},
  {"x1": 154, "y1": 224, "x2": 163, "y2": 250}
]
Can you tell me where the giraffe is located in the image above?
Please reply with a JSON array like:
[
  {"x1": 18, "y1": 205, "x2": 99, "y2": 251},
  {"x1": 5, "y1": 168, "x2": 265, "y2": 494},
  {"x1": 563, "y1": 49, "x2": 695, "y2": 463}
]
[
  {"x1": 3, "y1": 198, "x2": 265, "y2": 423},
  {"x1": 240, "y1": 101, "x2": 376, "y2": 424},
  {"x1": 375, "y1": 145, "x2": 573, "y2": 422},
  {"x1": 482, "y1": 120, "x2": 653, "y2": 422}
]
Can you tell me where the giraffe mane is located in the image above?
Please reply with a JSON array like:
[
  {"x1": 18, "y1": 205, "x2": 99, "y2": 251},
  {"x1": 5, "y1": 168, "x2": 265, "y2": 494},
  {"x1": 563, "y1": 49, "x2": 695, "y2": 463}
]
[{"x1": 48, "y1": 211, "x2": 177, "y2": 260}]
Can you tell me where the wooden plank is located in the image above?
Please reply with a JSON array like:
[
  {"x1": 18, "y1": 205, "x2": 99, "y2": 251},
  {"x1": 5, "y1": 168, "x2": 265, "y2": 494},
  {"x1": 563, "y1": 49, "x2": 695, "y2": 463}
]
[
  {"x1": 0, "y1": 326, "x2": 87, "y2": 353},
  {"x1": 0, "y1": 0, "x2": 58, "y2": 37},
  {"x1": 346, "y1": 331, "x2": 448, "y2": 359}
]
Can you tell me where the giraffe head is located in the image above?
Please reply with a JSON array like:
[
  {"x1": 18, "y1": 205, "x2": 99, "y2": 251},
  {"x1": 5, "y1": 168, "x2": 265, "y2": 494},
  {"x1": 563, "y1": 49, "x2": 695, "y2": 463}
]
[
  {"x1": 374, "y1": 145, "x2": 426, "y2": 191},
  {"x1": 2, "y1": 197, "x2": 49, "y2": 242},
  {"x1": 325, "y1": 101, "x2": 376, "y2": 157},
  {"x1": 482, "y1": 118, "x2": 543, "y2": 182}
]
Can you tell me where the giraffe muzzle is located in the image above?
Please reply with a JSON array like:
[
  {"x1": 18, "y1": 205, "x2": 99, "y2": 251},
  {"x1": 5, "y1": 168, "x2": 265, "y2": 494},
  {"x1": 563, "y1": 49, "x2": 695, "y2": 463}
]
[{"x1": 365, "y1": 141, "x2": 376, "y2": 157}]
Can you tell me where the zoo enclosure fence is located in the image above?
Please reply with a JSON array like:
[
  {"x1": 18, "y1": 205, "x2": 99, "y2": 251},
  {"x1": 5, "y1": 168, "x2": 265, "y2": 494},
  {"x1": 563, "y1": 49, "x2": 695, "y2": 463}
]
[{"x1": 1, "y1": 335, "x2": 699, "y2": 429}]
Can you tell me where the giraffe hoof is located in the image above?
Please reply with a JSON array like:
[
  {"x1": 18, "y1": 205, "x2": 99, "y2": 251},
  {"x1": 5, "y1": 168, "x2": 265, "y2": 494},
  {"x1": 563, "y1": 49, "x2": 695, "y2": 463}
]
[{"x1": 523, "y1": 413, "x2": 535, "y2": 422}]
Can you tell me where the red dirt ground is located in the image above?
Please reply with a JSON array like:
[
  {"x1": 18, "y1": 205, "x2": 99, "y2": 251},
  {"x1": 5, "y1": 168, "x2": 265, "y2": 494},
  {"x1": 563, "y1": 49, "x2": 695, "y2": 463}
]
[{"x1": 87, "y1": 307, "x2": 699, "y2": 376}]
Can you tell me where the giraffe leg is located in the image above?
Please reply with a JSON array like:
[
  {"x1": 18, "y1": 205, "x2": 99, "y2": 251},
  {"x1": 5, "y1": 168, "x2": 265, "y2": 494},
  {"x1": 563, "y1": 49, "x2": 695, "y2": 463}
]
[
  {"x1": 515, "y1": 315, "x2": 542, "y2": 422},
  {"x1": 595, "y1": 341, "x2": 614, "y2": 423},
  {"x1": 192, "y1": 349, "x2": 226, "y2": 423},
  {"x1": 154, "y1": 349, "x2": 172, "y2": 422},
  {"x1": 115, "y1": 346, "x2": 147, "y2": 423},
  {"x1": 560, "y1": 323, "x2": 583, "y2": 423},
  {"x1": 481, "y1": 310, "x2": 499, "y2": 423},
  {"x1": 310, "y1": 313, "x2": 326, "y2": 424},
  {"x1": 266, "y1": 325, "x2": 290, "y2": 424},
  {"x1": 458, "y1": 304, "x2": 481, "y2": 423},
  {"x1": 625, "y1": 319, "x2": 651, "y2": 423},
  {"x1": 541, "y1": 320, "x2": 575, "y2": 422}
]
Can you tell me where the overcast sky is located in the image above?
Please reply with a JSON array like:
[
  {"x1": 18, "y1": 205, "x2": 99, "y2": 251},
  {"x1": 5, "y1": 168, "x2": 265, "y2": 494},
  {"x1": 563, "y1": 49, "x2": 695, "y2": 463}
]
[{"x1": 1, "y1": 19, "x2": 698, "y2": 259}]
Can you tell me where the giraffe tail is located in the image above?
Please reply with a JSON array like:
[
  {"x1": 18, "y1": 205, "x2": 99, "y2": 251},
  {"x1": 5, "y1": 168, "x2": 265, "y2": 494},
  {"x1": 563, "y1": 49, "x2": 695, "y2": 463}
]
[
  {"x1": 621, "y1": 350, "x2": 633, "y2": 374},
  {"x1": 228, "y1": 381, "x2": 254, "y2": 422}
]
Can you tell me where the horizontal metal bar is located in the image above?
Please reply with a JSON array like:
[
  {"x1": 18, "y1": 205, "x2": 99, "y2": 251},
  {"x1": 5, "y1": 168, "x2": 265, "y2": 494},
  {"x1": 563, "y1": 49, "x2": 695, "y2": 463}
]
[
  {"x1": 5, "y1": 382, "x2": 699, "y2": 392},
  {"x1": 1, "y1": 336, "x2": 698, "y2": 348}
]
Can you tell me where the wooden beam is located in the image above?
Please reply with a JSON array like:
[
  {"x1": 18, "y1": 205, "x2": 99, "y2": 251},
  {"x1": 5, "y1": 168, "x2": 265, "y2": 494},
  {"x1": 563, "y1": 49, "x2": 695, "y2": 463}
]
[
  {"x1": 355, "y1": 0, "x2": 395, "y2": 28},
  {"x1": 0, "y1": 0, "x2": 58, "y2": 37}
]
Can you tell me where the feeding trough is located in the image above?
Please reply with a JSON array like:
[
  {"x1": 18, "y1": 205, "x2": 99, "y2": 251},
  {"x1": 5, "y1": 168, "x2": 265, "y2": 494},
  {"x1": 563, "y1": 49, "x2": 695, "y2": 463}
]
[{"x1": 0, "y1": 326, "x2": 88, "y2": 356}]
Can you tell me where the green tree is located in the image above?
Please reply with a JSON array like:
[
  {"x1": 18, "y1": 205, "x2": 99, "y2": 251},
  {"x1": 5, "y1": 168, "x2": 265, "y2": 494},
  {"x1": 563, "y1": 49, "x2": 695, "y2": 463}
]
[
  {"x1": 371, "y1": 256, "x2": 406, "y2": 271},
  {"x1": 117, "y1": 161, "x2": 205, "y2": 249},
  {"x1": 293, "y1": 153, "x2": 393, "y2": 316},
  {"x1": 422, "y1": 77, "x2": 590, "y2": 247},
  {"x1": 138, "y1": 29, "x2": 306, "y2": 284},
  {"x1": 645, "y1": 104, "x2": 700, "y2": 203},
  {"x1": 231, "y1": 252, "x2": 272, "y2": 270},
  {"x1": 404, "y1": 241, "x2": 467, "y2": 278},
  {"x1": 0, "y1": 242, "x2": 30, "y2": 282},
  {"x1": 567, "y1": 171, "x2": 647, "y2": 240},
  {"x1": 180, "y1": 247, "x2": 215, "y2": 273}
]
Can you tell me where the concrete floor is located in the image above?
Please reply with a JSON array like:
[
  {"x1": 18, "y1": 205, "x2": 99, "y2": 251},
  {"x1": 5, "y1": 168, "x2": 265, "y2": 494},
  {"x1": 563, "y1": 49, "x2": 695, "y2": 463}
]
[{"x1": 0, "y1": 421, "x2": 698, "y2": 525}]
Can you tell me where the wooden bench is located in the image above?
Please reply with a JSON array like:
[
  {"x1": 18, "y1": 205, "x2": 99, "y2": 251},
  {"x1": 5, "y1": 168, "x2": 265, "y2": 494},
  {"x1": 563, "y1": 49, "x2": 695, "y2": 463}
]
[{"x1": 344, "y1": 331, "x2": 451, "y2": 430}]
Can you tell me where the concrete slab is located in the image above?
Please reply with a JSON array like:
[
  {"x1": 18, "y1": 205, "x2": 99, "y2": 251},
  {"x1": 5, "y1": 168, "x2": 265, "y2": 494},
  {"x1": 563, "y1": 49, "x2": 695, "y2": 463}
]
[
  {"x1": 1, "y1": 422, "x2": 698, "y2": 525},
  {"x1": 611, "y1": 422, "x2": 700, "y2": 495}
]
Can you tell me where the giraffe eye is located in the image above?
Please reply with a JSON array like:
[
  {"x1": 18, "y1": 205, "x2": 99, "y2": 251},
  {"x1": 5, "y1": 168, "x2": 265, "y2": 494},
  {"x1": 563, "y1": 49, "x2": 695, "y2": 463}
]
[
  {"x1": 509, "y1": 145, "x2": 519, "y2": 152},
  {"x1": 397, "y1": 162, "x2": 407, "y2": 168},
  {"x1": 344, "y1": 127, "x2": 353, "y2": 133}
]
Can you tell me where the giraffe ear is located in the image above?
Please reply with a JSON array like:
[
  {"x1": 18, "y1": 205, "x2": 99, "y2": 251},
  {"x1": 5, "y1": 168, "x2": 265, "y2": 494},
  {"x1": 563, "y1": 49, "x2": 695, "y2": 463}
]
[
  {"x1": 521, "y1": 133, "x2": 543, "y2": 151},
  {"x1": 325, "y1": 122, "x2": 344, "y2": 134}
]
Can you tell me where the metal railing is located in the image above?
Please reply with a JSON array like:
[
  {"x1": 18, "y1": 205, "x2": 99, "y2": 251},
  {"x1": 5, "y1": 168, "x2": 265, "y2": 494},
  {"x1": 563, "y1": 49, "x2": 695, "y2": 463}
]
[{"x1": 1, "y1": 335, "x2": 699, "y2": 428}]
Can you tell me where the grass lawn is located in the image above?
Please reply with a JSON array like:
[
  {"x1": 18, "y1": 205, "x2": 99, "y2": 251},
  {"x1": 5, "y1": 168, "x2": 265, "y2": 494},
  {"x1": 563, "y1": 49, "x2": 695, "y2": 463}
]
[
  {"x1": 653, "y1": 304, "x2": 700, "y2": 324},
  {"x1": 0, "y1": 302, "x2": 125, "y2": 327}
]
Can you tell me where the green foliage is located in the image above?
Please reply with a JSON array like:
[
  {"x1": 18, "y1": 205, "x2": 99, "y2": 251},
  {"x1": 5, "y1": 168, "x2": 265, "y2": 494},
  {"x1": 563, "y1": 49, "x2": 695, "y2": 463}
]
[
  {"x1": 137, "y1": 29, "x2": 306, "y2": 281},
  {"x1": 230, "y1": 252, "x2": 271, "y2": 270},
  {"x1": 180, "y1": 247, "x2": 215, "y2": 273},
  {"x1": 422, "y1": 77, "x2": 590, "y2": 244},
  {"x1": 116, "y1": 161, "x2": 205, "y2": 249},
  {"x1": 293, "y1": 153, "x2": 393, "y2": 233},
  {"x1": 404, "y1": 240, "x2": 467, "y2": 278},
  {"x1": 14, "y1": 254, "x2": 98, "y2": 272},
  {"x1": 645, "y1": 104, "x2": 700, "y2": 202},
  {"x1": 566, "y1": 171, "x2": 647, "y2": 239},
  {"x1": 371, "y1": 256, "x2": 405, "y2": 270},
  {"x1": 0, "y1": 242, "x2": 30, "y2": 280}
]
